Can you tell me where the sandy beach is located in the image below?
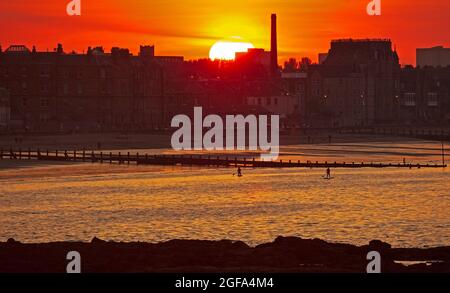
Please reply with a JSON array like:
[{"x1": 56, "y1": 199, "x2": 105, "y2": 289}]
[
  {"x1": 0, "y1": 132, "x2": 447, "y2": 166},
  {"x1": 0, "y1": 131, "x2": 436, "y2": 151}
]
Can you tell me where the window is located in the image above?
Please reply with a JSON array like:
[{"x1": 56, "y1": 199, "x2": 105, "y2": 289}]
[
  {"x1": 101, "y1": 82, "x2": 107, "y2": 93},
  {"x1": 274, "y1": 98, "x2": 279, "y2": 106},
  {"x1": 403, "y1": 93, "x2": 416, "y2": 107},
  {"x1": 1, "y1": 66, "x2": 8, "y2": 76},
  {"x1": 41, "y1": 84, "x2": 49, "y2": 93},
  {"x1": 100, "y1": 68, "x2": 106, "y2": 79},
  {"x1": 427, "y1": 92, "x2": 438, "y2": 107},
  {"x1": 40, "y1": 66, "x2": 50, "y2": 77},
  {"x1": 40, "y1": 99, "x2": 49, "y2": 108},
  {"x1": 63, "y1": 83, "x2": 69, "y2": 95},
  {"x1": 266, "y1": 97, "x2": 271, "y2": 105},
  {"x1": 121, "y1": 82, "x2": 128, "y2": 95},
  {"x1": 312, "y1": 77, "x2": 320, "y2": 87},
  {"x1": 40, "y1": 113, "x2": 49, "y2": 123}
]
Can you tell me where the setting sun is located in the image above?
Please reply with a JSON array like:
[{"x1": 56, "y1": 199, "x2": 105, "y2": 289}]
[{"x1": 209, "y1": 40, "x2": 255, "y2": 60}]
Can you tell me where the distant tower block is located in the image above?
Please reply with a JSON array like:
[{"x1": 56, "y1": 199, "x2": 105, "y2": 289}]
[
  {"x1": 271, "y1": 13, "x2": 279, "y2": 77},
  {"x1": 139, "y1": 45, "x2": 155, "y2": 58}
]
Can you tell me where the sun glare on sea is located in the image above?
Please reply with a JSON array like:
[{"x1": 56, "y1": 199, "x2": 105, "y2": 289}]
[{"x1": 209, "y1": 40, "x2": 254, "y2": 60}]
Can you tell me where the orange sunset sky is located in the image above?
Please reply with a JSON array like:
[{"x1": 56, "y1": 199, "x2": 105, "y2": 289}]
[{"x1": 0, "y1": 0, "x2": 449, "y2": 65}]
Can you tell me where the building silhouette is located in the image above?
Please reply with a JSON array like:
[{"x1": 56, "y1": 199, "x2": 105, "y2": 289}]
[
  {"x1": 399, "y1": 65, "x2": 450, "y2": 124},
  {"x1": 417, "y1": 46, "x2": 450, "y2": 68},
  {"x1": 245, "y1": 72, "x2": 307, "y2": 128},
  {"x1": 0, "y1": 44, "x2": 167, "y2": 132},
  {"x1": 318, "y1": 53, "x2": 328, "y2": 65},
  {"x1": 235, "y1": 48, "x2": 272, "y2": 76},
  {"x1": 307, "y1": 39, "x2": 401, "y2": 127},
  {"x1": 0, "y1": 87, "x2": 10, "y2": 130},
  {"x1": 1, "y1": 14, "x2": 449, "y2": 134}
]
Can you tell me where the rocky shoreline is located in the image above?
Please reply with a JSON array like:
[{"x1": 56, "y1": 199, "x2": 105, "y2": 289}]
[{"x1": 1, "y1": 236, "x2": 449, "y2": 273}]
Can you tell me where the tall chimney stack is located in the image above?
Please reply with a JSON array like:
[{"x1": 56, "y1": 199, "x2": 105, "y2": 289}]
[{"x1": 271, "y1": 13, "x2": 279, "y2": 77}]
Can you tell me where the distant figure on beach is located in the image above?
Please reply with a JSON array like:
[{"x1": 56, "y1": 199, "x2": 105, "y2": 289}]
[
  {"x1": 237, "y1": 167, "x2": 243, "y2": 177},
  {"x1": 325, "y1": 167, "x2": 331, "y2": 179}
]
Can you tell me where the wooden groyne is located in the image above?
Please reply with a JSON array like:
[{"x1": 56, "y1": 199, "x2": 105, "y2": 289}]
[{"x1": 0, "y1": 148, "x2": 447, "y2": 169}]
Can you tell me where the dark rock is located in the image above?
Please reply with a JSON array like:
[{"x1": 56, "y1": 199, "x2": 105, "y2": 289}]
[
  {"x1": 6, "y1": 238, "x2": 20, "y2": 245},
  {"x1": 369, "y1": 240, "x2": 392, "y2": 251},
  {"x1": 1, "y1": 237, "x2": 448, "y2": 273},
  {"x1": 91, "y1": 237, "x2": 106, "y2": 244}
]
